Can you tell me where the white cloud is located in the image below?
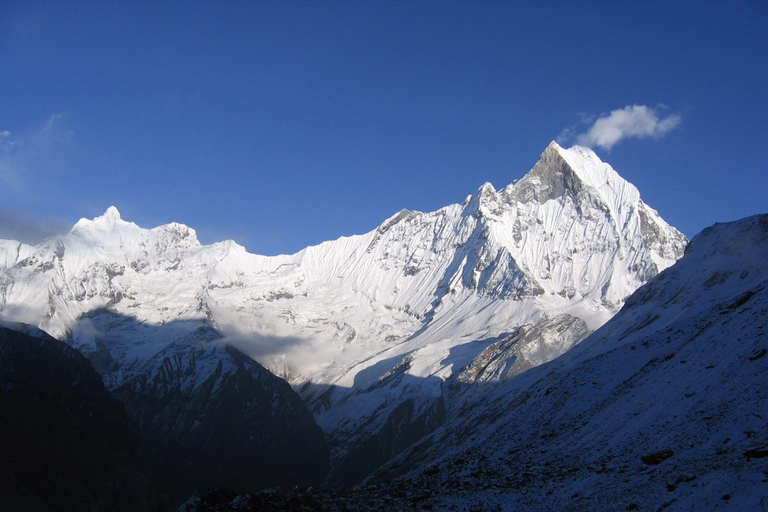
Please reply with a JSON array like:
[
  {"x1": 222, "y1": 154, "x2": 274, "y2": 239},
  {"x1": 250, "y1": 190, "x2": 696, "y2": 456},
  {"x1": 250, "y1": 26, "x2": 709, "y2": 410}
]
[
  {"x1": 564, "y1": 105, "x2": 681, "y2": 151},
  {"x1": 0, "y1": 303, "x2": 46, "y2": 327}
]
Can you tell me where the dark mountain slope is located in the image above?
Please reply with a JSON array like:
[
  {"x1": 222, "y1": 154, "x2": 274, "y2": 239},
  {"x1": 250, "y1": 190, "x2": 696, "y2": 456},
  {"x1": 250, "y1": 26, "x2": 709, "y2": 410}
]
[
  {"x1": 69, "y1": 310, "x2": 330, "y2": 502},
  {"x1": 0, "y1": 323, "x2": 161, "y2": 511}
]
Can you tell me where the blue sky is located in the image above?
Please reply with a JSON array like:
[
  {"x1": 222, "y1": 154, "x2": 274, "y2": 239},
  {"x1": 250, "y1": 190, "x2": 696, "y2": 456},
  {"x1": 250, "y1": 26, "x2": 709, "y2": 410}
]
[{"x1": 1, "y1": 1, "x2": 766, "y2": 255}]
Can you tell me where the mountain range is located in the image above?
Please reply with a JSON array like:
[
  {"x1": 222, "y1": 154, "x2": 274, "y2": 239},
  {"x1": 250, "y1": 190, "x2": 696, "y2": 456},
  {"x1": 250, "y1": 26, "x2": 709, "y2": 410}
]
[
  {"x1": 6, "y1": 141, "x2": 758, "y2": 510},
  {"x1": 184, "y1": 214, "x2": 768, "y2": 511}
]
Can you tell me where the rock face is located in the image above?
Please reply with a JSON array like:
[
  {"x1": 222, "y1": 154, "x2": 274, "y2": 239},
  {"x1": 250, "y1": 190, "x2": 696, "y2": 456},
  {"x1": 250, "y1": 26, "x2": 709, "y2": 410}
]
[
  {"x1": 455, "y1": 313, "x2": 589, "y2": 383},
  {"x1": 0, "y1": 142, "x2": 687, "y2": 487},
  {"x1": 0, "y1": 323, "x2": 159, "y2": 511}
]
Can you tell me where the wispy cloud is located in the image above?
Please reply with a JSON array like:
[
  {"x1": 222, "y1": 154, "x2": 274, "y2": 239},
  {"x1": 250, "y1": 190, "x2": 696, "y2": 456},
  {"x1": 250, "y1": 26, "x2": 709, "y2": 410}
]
[
  {"x1": 0, "y1": 114, "x2": 73, "y2": 190},
  {"x1": 559, "y1": 105, "x2": 681, "y2": 151},
  {"x1": 208, "y1": 304, "x2": 367, "y2": 381}
]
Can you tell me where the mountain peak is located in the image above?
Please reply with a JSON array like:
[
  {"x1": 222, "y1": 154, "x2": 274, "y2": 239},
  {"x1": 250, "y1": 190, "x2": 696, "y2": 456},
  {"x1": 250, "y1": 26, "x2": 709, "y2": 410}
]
[
  {"x1": 545, "y1": 139, "x2": 563, "y2": 151},
  {"x1": 470, "y1": 182, "x2": 497, "y2": 202},
  {"x1": 504, "y1": 142, "x2": 584, "y2": 203},
  {"x1": 65, "y1": 208, "x2": 201, "y2": 258},
  {"x1": 71, "y1": 206, "x2": 129, "y2": 232},
  {"x1": 101, "y1": 206, "x2": 121, "y2": 220},
  {"x1": 463, "y1": 182, "x2": 500, "y2": 218},
  {"x1": 503, "y1": 142, "x2": 642, "y2": 222},
  {"x1": 556, "y1": 145, "x2": 640, "y2": 204},
  {"x1": 89, "y1": 206, "x2": 124, "y2": 226}
]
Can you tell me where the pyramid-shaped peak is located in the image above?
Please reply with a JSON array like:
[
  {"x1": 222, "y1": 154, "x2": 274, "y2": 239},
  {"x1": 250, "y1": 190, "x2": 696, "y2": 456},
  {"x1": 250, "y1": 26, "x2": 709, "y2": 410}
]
[
  {"x1": 81, "y1": 206, "x2": 126, "y2": 226},
  {"x1": 90, "y1": 206, "x2": 133, "y2": 228},
  {"x1": 503, "y1": 142, "x2": 641, "y2": 208},
  {"x1": 553, "y1": 144, "x2": 635, "y2": 198},
  {"x1": 98, "y1": 206, "x2": 122, "y2": 221},
  {"x1": 540, "y1": 141, "x2": 617, "y2": 182},
  {"x1": 505, "y1": 143, "x2": 584, "y2": 203},
  {"x1": 476, "y1": 182, "x2": 497, "y2": 195},
  {"x1": 71, "y1": 206, "x2": 129, "y2": 232},
  {"x1": 462, "y1": 181, "x2": 500, "y2": 214},
  {"x1": 544, "y1": 140, "x2": 596, "y2": 160},
  {"x1": 545, "y1": 140, "x2": 563, "y2": 152}
]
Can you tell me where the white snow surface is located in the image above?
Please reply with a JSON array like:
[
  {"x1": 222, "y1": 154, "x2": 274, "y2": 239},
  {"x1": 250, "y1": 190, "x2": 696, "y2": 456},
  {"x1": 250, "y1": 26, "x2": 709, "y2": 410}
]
[
  {"x1": 0, "y1": 142, "x2": 687, "y2": 457},
  {"x1": 372, "y1": 214, "x2": 768, "y2": 511}
]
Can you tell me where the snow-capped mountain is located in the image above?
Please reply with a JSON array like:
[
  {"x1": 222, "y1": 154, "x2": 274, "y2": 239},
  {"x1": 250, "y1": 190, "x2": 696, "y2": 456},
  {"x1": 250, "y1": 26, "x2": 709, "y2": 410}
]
[
  {"x1": 364, "y1": 214, "x2": 768, "y2": 511},
  {"x1": 0, "y1": 141, "x2": 687, "y2": 485},
  {"x1": 183, "y1": 214, "x2": 768, "y2": 511}
]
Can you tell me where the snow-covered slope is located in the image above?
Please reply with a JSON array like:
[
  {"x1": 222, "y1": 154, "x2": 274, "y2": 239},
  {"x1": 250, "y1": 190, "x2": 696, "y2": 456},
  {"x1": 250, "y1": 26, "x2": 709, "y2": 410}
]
[
  {"x1": 0, "y1": 142, "x2": 687, "y2": 484},
  {"x1": 371, "y1": 214, "x2": 768, "y2": 511}
]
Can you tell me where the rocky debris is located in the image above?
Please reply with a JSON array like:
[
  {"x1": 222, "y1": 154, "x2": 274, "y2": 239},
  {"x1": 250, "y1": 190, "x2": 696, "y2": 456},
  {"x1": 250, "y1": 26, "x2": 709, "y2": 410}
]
[
  {"x1": 640, "y1": 449, "x2": 675, "y2": 465},
  {"x1": 743, "y1": 447, "x2": 768, "y2": 459},
  {"x1": 183, "y1": 480, "x2": 524, "y2": 512}
]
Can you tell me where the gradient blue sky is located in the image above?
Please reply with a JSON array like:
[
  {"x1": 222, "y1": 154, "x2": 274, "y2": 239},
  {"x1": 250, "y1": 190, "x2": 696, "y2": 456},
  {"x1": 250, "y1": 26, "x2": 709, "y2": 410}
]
[{"x1": 1, "y1": 1, "x2": 766, "y2": 255}]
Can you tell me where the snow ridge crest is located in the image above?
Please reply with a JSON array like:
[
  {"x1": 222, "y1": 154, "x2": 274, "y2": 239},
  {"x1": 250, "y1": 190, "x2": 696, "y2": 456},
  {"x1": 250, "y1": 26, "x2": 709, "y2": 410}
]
[{"x1": 0, "y1": 143, "x2": 689, "y2": 435}]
